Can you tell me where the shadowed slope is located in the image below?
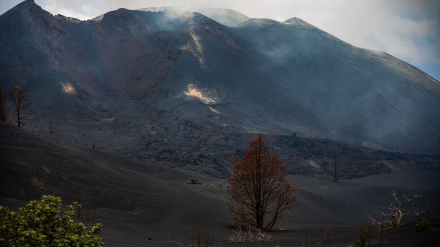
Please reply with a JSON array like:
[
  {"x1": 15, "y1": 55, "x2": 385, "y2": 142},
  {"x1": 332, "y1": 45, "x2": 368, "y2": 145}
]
[
  {"x1": 1, "y1": 122, "x2": 439, "y2": 246},
  {"x1": 233, "y1": 17, "x2": 440, "y2": 152},
  {"x1": 0, "y1": 121, "x2": 230, "y2": 246}
]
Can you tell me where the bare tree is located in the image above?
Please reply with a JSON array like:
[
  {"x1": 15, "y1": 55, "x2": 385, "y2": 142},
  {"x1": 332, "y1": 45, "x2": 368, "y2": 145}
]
[
  {"x1": 163, "y1": 226, "x2": 214, "y2": 247},
  {"x1": 0, "y1": 86, "x2": 9, "y2": 122},
  {"x1": 366, "y1": 189, "x2": 431, "y2": 245},
  {"x1": 354, "y1": 220, "x2": 372, "y2": 247},
  {"x1": 323, "y1": 226, "x2": 336, "y2": 245},
  {"x1": 187, "y1": 226, "x2": 214, "y2": 247},
  {"x1": 331, "y1": 146, "x2": 340, "y2": 182},
  {"x1": 10, "y1": 86, "x2": 33, "y2": 128},
  {"x1": 226, "y1": 136, "x2": 298, "y2": 230},
  {"x1": 366, "y1": 189, "x2": 430, "y2": 228},
  {"x1": 300, "y1": 227, "x2": 317, "y2": 246},
  {"x1": 49, "y1": 119, "x2": 56, "y2": 134}
]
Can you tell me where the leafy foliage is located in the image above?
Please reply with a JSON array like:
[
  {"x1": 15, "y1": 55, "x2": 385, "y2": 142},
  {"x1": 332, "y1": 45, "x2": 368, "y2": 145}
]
[
  {"x1": 0, "y1": 195, "x2": 104, "y2": 247},
  {"x1": 185, "y1": 178, "x2": 203, "y2": 184},
  {"x1": 226, "y1": 136, "x2": 298, "y2": 230},
  {"x1": 415, "y1": 217, "x2": 440, "y2": 233}
]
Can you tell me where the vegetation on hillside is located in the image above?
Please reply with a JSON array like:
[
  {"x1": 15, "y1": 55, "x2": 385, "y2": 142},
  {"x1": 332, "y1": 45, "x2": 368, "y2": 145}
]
[
  {"x1": 185, "y1": 178, "x2": 203, "y2": 184},
  {"x1": 0, "y1": 195, "x2": 103, "y2": 246}
]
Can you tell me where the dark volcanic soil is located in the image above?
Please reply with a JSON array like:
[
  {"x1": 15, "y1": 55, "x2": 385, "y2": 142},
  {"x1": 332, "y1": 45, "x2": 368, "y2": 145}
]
[
  {"x1": 1, "y1": 122, "x2": 439, "y2": 246},
  {"x1": 1, "y1": 2, "x2": 440, "y2": 246},
  {"x1": 1, "y1": 1, "x2": 440, "y2": 172}
]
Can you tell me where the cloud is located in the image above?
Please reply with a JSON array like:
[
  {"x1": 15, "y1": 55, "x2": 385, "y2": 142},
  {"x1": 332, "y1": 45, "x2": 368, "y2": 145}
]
[{"x1": 1, "y1": 0, "x2": 438, "y2": 81}]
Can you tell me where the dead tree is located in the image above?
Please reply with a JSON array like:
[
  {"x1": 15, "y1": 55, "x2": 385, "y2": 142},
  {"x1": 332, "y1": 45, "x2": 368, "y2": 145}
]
[
  {"x1": 226, "y1": 136, "x2": 298, "y2": 230},
  {"x1": 0, "y1": 86, "x2": 9, "y2": 122},
  {"x1": 187, "y1": 226, "x2": 214, "y2": 247},
  {"x1": 49, "y1": 119, "x2": 56, "y2": 134},
  {"x1": 10, "y1": 86, "x2": 33, "y2": 128},
  {"x1": 331, "y1": 146, "x2": 340, "y2": 182},
  {"x1": 323, "y1": 226, "x2": 336, "y2": 245},
  {"x1": 366, "y1": 189, "x2": 430, "y2": 231}
]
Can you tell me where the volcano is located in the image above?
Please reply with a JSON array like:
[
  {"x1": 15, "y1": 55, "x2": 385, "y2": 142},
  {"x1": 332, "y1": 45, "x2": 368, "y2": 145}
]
[{"x1": 1, "y1": 0, "x2": 439, "y2": 178}]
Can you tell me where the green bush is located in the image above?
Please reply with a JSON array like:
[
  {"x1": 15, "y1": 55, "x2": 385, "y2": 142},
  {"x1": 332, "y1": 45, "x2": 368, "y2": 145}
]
[
  {"x1": 185, "y1": 178, "x2": 203, "y2": 184},
  {"x1": 415, "y1": 217, "x2": 440, "y2": 233},
  {"x1": 0, "y1": 195, "x2": 103, "y2": 246}
]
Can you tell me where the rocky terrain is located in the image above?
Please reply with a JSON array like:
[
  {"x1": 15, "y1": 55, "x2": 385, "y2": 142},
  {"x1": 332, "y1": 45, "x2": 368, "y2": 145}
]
[
  {"x1": 1, "y1": 121, "x2": 439, "y2": 246},
  {"x1": 1, "y1": 2, "x2": 440, "y2": 246},
  {"x1": 0, "y1": 0, "x2": 439, "y2": 179}
]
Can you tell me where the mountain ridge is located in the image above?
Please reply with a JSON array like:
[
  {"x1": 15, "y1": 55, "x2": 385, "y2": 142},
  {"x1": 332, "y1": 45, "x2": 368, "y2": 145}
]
[{"x1": 1, "y1": 1, "x2": 439, "y2": 178}]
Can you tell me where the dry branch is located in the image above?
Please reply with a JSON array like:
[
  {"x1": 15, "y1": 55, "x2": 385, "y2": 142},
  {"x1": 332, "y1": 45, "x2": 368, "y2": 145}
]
[
  {"x1": 366, "y1": 189, "x2": 430, "y2": 228},
  {"x1": 226, "y1": 136, "x2": 298, "y2": 230}
]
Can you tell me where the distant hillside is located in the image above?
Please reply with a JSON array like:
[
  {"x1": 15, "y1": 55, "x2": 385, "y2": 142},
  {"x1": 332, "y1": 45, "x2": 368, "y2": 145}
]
[{"x1": 195, "y1": 8, "x2": 250, "y2": 27}]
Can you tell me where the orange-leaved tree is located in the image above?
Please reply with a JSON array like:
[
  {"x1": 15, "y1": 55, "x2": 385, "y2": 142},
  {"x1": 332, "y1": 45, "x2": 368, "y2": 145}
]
[
  {"x1": 226, "y1": 136, "x2": 298, "y2": 230},
  {"x1": 10, "y1": 86, "x2": 33, "y2": 129}
]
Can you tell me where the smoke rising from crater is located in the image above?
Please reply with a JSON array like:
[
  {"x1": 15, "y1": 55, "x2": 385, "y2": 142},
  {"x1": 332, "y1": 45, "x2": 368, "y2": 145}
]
[{"x1": 1, "y1": 0, "x2": 438, "y2": 81}]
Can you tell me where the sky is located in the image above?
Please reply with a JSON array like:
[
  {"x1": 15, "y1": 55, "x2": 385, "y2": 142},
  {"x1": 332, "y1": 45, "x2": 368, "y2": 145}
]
[{"x1": 1, "y1": 0, "x2": 439, "y2": 82}]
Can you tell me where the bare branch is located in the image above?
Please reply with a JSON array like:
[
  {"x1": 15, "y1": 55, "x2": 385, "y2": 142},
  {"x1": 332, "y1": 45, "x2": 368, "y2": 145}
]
[
  {"x1": 226, "y1": 136, "x2": 298, "y2": 230},
  {"x1": 366, "y1": 189, "x2": 431, "y2": 229}
]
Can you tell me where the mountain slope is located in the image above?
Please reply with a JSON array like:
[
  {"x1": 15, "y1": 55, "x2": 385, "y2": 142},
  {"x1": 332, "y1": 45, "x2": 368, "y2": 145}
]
[
  {"x1": 1, "y1": 121, "x2": 439, "y2": 246},
  {"x1": 0, "y1": 0, "x2": 439, "y2": 179},
  {"x1": 234, "y1": 17, "x2": 440, "y2": 152},
  {"x1": 0, "y1": 121, "x2": 231, "y2": 246},
  {"x1": 195, "y1": 8, "x2": 250, "y2": 27}
]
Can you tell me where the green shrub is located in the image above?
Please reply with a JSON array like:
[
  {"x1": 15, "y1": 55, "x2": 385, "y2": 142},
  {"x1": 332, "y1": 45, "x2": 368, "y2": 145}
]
[
  {"x1": 415, "y1": 217, "x2": 440, "y2": 233},
  {"x1": 0, "y1": 195, "x2": 103, "y2": 246},
  {"x1": 185, "y1": 178, "x2": 203, "y2": 184}
]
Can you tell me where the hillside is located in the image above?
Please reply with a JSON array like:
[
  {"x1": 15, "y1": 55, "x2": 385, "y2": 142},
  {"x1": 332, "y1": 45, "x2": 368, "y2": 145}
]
[
  {"x1": 0, "y1": 121, "x2": 230, "y2": 245},
  {"x1": 1, "y1": 121, "x2": 439, "y2": 246},
  {"x1": 0, "y1": 0, "x2": 439, "y2": 178}
]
